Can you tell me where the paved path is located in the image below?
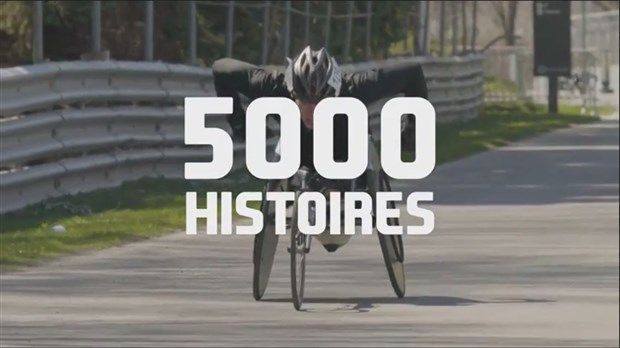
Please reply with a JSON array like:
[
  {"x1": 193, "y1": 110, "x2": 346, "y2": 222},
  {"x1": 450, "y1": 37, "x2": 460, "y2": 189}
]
[{"x1": 1, "y1": 116, "x2": 618, "y2": 347}]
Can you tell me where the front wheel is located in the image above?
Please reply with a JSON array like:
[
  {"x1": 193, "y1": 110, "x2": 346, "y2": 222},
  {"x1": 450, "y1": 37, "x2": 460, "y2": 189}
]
[
  {"x1": 376, "y1": 171, "x2": 406, "y2": 298},
  {"x1": 289, "y1": 191, "x2": 311, "y2": 311}
]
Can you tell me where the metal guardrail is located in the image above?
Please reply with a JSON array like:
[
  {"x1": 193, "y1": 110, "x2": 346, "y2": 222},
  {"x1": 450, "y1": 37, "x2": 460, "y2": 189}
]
[{"x1": 0, "y1": 55, "x2": 484, "y2": 214}]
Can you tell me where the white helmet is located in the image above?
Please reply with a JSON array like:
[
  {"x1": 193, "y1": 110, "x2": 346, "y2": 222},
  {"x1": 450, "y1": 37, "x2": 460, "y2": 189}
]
[{"x1": 285, "y1": 45, "x2": 342, "y2": 102}]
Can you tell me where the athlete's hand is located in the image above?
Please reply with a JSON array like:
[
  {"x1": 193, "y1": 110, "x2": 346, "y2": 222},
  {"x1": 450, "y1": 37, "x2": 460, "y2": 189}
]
[{"x1": 231, "y1": 124, "x2": 246, "y2": 143}]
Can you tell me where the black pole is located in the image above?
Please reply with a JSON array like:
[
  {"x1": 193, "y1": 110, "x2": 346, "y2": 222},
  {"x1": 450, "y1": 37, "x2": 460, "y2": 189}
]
[
  {"x1": 423, "y1": 0, "x2": 430, "y2": 54},
  {"x1": 548, "y1": 76, "x2": 558, "y2": 114},
  {"x1": 413, "y1": 2, "x2": 420, "y2": 56}
]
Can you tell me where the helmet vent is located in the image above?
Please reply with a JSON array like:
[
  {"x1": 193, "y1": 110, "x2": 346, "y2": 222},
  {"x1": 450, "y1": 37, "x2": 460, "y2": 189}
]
[{"x1": 290, "y1": 45, "x2": 340, "y2": 102}]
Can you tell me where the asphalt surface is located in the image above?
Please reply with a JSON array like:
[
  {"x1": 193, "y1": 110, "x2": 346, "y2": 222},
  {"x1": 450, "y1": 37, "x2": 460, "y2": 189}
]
[{"x1": 1, "y1": 116, "x2": 619, "y2": 347}]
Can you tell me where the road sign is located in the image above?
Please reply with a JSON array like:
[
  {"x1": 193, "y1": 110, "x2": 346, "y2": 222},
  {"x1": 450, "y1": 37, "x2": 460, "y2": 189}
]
[
  {"x1": 533, "y1": 1, "x2": 571, "y2": 114},
  {"x1": 533, "y1": 1, "x2": 571, "y2": 77}
]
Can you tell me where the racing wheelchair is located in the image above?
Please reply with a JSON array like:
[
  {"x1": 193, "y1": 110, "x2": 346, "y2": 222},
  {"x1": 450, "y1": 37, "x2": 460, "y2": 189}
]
[{"x1": 251, "y1": 131, "x2": 406, "y2": 311}]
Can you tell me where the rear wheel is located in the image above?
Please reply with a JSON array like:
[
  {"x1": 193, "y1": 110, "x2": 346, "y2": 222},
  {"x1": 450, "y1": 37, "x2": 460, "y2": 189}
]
[
  {"x1": 252, "y1": 180, "x2": 285, "y2": 301},
  {"x1": 376, "y1": 171, "x2": 406, "y2": 298}
]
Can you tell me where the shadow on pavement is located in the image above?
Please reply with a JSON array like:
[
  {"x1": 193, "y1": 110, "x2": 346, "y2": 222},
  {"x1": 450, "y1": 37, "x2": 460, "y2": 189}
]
[
  {"x1": 395, "y1": 119, "x2": 619, "y2": 206},
  {"x1": 261, "y1": 296, "x2": 555, "y2": 313}
]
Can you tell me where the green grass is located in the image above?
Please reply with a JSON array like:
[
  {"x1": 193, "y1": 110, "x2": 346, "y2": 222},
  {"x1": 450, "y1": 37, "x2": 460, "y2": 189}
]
[
  {"x1": 584, "y1": 104, "x2": 616, "y2": 117},
  {"x1": 484, "y1": 76, "x2": 518, "y2": 94},
  {"x1": 389, "y1": 36, "x2": 454, "y2": 58},
  {"x1": 482, "y1": 78, "x2": 617, "y2": 117},
  {"x1": 0, "y1": 101, "x2": 604, "y2": 270},
  {"x1": 0, "y1": 175, "x2": 264, "y2": 271},
  {"x1": 402, "y1": 101, "x2": 601, "y2": 163},
  {"x1": 389, "y1": 32, "x2": 415, "y2": 56}
]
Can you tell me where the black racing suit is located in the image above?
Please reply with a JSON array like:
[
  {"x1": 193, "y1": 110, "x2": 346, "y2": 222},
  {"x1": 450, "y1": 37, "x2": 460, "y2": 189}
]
[{"x1": 211, "y1": 57, "x2": 429, "y2": 171}]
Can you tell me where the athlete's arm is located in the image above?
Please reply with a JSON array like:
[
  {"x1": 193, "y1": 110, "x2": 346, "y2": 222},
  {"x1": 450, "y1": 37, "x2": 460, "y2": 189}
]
[
  {"x1": 212, "y1": 58, "x2": 289, "y2": 98},
  {"x1": 343, "y1": 61, "x2": 429, "y2": 104},
  {"x1": 343, "y1": 61, "x2": 428, "y2": 153},
  {"x1": 211, "y1": 58, "x2": 289, "y2": 141}
]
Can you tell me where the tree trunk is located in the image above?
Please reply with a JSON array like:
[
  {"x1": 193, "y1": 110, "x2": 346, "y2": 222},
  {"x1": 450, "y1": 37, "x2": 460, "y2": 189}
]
[
  {"x1": 439, "y1": 1, "x2": 446, "y2": 56},
  {"x1": 451, "y1": 1, "x2": 457, "y2": 55},
  {"x1": 491, "y1": 0, "x2": 520, "y2": 46},
  {"x1": 461, "y1": 1, "x2": 467, "y2": 51},
  {"x1": 505, "y1": 1, "x2": 519, "y2": 46}
]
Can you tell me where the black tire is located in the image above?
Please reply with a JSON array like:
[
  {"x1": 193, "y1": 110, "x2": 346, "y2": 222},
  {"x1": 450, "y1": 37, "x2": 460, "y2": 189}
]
[
  {"x1": 382, "y1": 172, "x2": 405, "y2": 263},
  {"x1": 290, "y1": 191, "x2": 310, "y2": 311},
  {"x1": 377, "y1": 171, "x2": 406, "y2": 298},
  {"x1": 252, "y1": 180, "x2": 284, "y2": 301}
]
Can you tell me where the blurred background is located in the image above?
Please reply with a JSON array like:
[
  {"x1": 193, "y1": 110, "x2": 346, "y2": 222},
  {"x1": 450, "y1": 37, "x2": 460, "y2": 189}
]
[
  {"x1": 1, "y1": 3, "x2": 618, "y2": 345},
  {"x1": 1, "y1": 1, "x2": 618, "y2": 105},
  {"x1": 0, "y1": 0, "x2": 618, "y2": 264}
]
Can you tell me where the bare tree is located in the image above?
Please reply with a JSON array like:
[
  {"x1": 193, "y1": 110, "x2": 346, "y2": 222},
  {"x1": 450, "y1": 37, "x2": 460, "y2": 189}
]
[
  {"x1": 461, "y1": 1, "x2": 467, "y2": 51},
  {"x1": 491, "y1": 1, "x2": 519, "y2": 46},
  {"x1": 439, "y1": 1, "x2": 446, "y2": 56},
  {"x1": 593, "y1": 0, "x2": 619, "y2": 11},
  {"x1": 451, "y1": 1, "x2": 457, "y2": 54}
]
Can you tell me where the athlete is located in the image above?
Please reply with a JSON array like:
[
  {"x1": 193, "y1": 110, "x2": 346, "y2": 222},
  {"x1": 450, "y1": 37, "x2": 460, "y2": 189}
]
[{"x1": 212, "y1": 45, "x2": 428, "y2": 176}]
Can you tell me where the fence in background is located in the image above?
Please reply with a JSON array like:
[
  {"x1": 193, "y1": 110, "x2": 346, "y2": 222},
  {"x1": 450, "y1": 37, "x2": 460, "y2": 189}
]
[
  {"x1": 29, "y1": 0, "x2": 443, "y2": 67},
  {"x1": 484, "y1": 47, "x2": 600, "y2": 102},
  {"x1": 0, "y1": 54, "x2": 484, "y2": 214},
  {"x1": 190, "y1": 0, "x2": 376, "y2": 65},
  {"x1": 7, "y1": 3, "x2": 617, "y2": 215},
  {"x1": 483, "y1": 10, "x2": 619, "y2": 113},
  {"x1": 571, "y1": 9, "x2": 619, "y2": 65}
]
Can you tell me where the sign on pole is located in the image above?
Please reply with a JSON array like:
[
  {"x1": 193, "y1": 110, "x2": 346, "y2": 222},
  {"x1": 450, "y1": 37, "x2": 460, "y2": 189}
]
[{"x1": 533, "y1": 1, "x2": 571, "y2": 113}]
